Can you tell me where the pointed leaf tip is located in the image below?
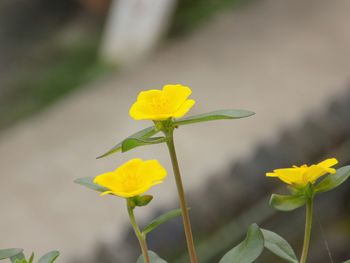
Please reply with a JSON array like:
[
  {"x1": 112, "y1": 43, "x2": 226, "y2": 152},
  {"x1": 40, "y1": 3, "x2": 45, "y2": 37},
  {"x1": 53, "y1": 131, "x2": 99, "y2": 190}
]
[
  {"x1": 219, "y1": 224, "x2": 264, "y2": 263},
  {"x1": 74, "y1": 177, "x2": 108, "y2": 192},
  {"x1": 28, "y1": 253, "x2": 34, "y2": 263},
  {"x1": 37, "y1": 251, "x2": 59, "y2": 263},
  {"x1": 174, "y1": 109, "x2": 255, "y2": 126},
  {"x1": 142, "y1": 208, "x2": 185, "y2": 235},
  {"x1": 96, "y1": 126, "x2": 158, "y2": 159},
  {"x1": 261, "y1": 229, "x2": 298, "y2": 263}
]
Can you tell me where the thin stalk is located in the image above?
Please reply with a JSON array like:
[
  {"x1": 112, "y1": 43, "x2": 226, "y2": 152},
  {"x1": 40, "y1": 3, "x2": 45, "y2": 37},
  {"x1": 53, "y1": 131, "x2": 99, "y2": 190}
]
[
  {"x1": 300, "y1": 198, "x2": 313, "y2": 263},
  {"x1": 127, "y1": 200, "x2": 150, "y2": 263},
  {"x1": 165, "y1": 130, "x2": 198, "y2": 263}
]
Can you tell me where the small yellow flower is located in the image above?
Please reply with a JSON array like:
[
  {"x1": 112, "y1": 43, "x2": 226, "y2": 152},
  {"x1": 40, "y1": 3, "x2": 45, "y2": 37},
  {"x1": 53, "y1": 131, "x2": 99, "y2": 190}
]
[
  {"x1": 129, "y1": 84, "x2": 196, "y2": 120},
  {"x1": 266, "y1": 158, "x2": 338, "y2": 186},
  {"x1": 94, "y1": 158, "x2": 167, "y2": 197}
]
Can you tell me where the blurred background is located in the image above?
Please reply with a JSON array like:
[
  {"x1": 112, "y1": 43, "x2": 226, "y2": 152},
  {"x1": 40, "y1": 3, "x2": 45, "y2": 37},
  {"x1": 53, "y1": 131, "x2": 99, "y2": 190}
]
[{"x1": 0, "y1": 0, "x2": 350, "y2": 262}]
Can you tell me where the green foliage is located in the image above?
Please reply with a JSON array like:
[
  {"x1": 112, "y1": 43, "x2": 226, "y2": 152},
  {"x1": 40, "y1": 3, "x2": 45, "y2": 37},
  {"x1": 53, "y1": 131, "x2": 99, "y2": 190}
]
[
  {"x1": 173, "y1": 109, "x2": 255, "y2": 126},
  {"x1": 97, "y1": 109, "x2": 254, "y2": 158},
  {"x1": 219, "y1": 224, "x2": 264, "y2": 263},
  {"x1": 315, "y1": 165, "x2": 350, "y2": 193},
  {"x1": 27, "y1": 253, "x2": 34, "y2": 263},
  {"x1": 270, "y1": 165, "x2": 350, "y2": 212},
  {"x1": 37, "y1": 251, "x2": 59, "y2": 263},
  {"x1": 121, "y1": 137, "x2": 167, "y2": 152},
  {"x1": 13, "y1": 258, "x2": 26, "y2": 263},
  {"x1": 1, "y1": 250, "x2": 59, "y2": 263},
  {"x1": 11, "y1": 252, "x2": 26, "y2": 263},
  {"x1": 96, "y1": 126, "x2": 159, "y2": 158},
  {"x1": 341, "y1": 260, "x2": 350, "y2": 263},
  {"x1": 74, "y1": 177, "x2": 108, "y2": 192},
  {"x1": 136, "y1": 251, "x2": 167, "y2": 263},
  {"x1": 261, "y1": 229, "x2": 298, "y2": 263},
  {"x1": 0, "y1": 249, "x2": 23, "y2": 260},
  {"x1": 270, "y1": 194, "x2": 307, "y2": 212},
  {"x1": 143, "y1": 209, "x2": 183, "y2": 235}
]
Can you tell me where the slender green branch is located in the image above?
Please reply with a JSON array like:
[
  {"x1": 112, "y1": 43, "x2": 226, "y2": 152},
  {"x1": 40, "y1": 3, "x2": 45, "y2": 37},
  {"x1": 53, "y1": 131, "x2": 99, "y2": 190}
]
[
  {"x1": 165, "y1": 129, "x2": 198, "y2": 263},
  {"x1": 127, "y1": 199, "x2": 150, "y2": 263},
  {"x1": 300, "y1": 198, "x2": 313, "y2": 263}
]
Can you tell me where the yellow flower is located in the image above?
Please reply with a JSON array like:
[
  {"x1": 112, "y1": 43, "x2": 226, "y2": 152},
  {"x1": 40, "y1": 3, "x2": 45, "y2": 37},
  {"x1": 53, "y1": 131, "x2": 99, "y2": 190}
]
[
  {"x1": 266, "y1": 158, "x2": 338, "y2": 186},
  {"x1": 129, "y1": 84, "x2": 196, "y2": 120},
  {"x1": 94, "y1": 158, "x2": 167, "y2": 197}
]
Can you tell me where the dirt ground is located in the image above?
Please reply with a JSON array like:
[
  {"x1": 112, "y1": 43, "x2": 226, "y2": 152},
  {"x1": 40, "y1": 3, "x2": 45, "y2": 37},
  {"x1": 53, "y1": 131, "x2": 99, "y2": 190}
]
[{"x1": 1, "y1": 0, "x2": 350, "y2": 261}]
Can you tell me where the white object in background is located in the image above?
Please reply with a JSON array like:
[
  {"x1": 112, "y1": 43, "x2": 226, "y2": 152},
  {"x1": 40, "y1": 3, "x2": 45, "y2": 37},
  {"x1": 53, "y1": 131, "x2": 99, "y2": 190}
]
[{"x1": 100, "y1": 0, "x2": 177, "y2": 65}]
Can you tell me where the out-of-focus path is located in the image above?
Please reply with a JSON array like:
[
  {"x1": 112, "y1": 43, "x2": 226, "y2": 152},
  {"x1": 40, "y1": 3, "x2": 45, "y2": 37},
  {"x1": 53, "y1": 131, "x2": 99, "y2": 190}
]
[{"x1": 1, "y1": 0, "x2": 350, "y2": 261}]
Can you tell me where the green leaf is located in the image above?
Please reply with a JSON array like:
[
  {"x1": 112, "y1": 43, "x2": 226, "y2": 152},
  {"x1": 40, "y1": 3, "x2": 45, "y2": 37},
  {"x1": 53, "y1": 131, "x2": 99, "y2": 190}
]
[
  {"x1": 315, "y1": 165, "x2": 350, "y2": 193},
  {"x1": 173, "y1": 109, "x2": 255, "y2": 126},
  {"x1": 28, "y1": 253, "x2": 34, "y2": 263},
  {"x1": 13, "y1": 258, "x2": 26, "y2": 263},
  {"x1": 0, "y1": 249, "x2": 24, "y2": 260},
  {"x1": 261, "y1": 229, "x2": 298, "y2": 263},
  {"x1": 219, "y1": 223, "x2": 264, "y2": 263},
  {"x1": 10, "y1": 253, "x2": 25, "y2": 263},
  {"x1": 142, "y1": 209, "x2": 183, "y2": 235},
  {"x1": 37, "y1": 251, "x2": 59, "y2": 263},
  {"x1": 270, "y1": 194, "x2": 306, "y2": 211},
  {"x1": 341, "y1": 260, "x2": 350, "y2": 263},
  {"x1": 96, "y1": 126, "x2": 158, "y2": 159},
  {"x1": 136, "y1": 251, "x2": 167, "y2": 263},
  {"x1": 121, "y1": 137, "x2": 166, "y2": 152},
  {"x1": 74, "y1": 177, "x2": 108, "y2": 192}
]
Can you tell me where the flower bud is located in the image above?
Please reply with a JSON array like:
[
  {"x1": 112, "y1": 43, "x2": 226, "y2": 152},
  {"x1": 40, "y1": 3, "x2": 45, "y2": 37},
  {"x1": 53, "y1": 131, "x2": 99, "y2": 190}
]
[{"x1": 135, "y1": 195, "x2": 153, "y2": 207}]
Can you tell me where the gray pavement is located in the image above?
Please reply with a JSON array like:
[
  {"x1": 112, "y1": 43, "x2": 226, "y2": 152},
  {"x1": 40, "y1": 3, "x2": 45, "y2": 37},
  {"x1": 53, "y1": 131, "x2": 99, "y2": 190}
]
[{"x1": 1, "y1": 0, "x2": 350, "y2": 261}]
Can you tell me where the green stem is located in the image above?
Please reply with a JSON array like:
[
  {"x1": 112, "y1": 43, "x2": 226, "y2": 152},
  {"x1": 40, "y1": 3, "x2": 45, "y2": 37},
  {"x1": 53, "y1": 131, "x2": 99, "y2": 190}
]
[
  {"x1": 165, "y1": 130, "x2": 198, "y2": 263},
  {"x1": 300, "y1": 198, "x2": 313, "y2": 263},
  {"x1": 127, "y1": 199, "x2": 150, "y2": 263}
]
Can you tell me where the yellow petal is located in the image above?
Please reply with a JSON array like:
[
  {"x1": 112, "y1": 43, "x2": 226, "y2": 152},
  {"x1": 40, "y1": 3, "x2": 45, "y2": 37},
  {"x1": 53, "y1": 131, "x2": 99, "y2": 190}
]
[
  {"x1": 173, "y1": 99, "x2": 196, "y2": 118},
  {"x1": 129, "y1": 101, "x2": 173, "y2": 120},
  {"x1": 141, "y1": 160, "x2": 167, "y2": 181},
  {"x1": 266, "y1": 157, "x2": 339, "y2": 187},
  {"x1": 94, "y1": 158, "x2": 167, "y2": 198},
  {"x1": 94, "y1": 172, "x2": 117, "y2": 189},
  {"x1": 100, "y1": 190, "x2": 113, "y2": 196},
  {"x1": 129, "y1": 90, "x2": 164, "y2": 120},
  {"x1": 136, "y1": 89, "x2": 162, "y2": 102},
  {"x1": 304, "y1": 165, "x2": 329, "y2": 184},
  {"x1": 268, "y1": 168, "x2": 306, "y2": 185},
  {"x1": 129, "y1": 102, "x2": 152, "y2": 120},
  {"x1": 115, "y1": 158, "x2": 143, "y2": 174},
  {"x1": 266, "y1": 170, "x2": 294, "y2": 184},
  {"x1": 111, "y1": 180, "x2": 164, "y2": 198},
  {"x1": 317, "y1": 158, "x2": 338, "y2": 169},
  {"x1": 163, "y1": 84, "x2": 192, "y2": 107},
  {"x1": 129, "y1": 84, "x2": 195, "y2": 120},
  {"x1": 266, "y1": 172, "x2": 277, "y2": 177}
]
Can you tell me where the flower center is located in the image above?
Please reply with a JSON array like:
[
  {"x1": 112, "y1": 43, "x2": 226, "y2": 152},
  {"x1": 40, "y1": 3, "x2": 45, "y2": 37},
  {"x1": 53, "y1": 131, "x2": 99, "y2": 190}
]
[
  {"x1": 151, "y1": 95, "x2": 170, "y2": 113},
  {"x1": 120, "y1": 173, "x2": 145, "y2": 192}
]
